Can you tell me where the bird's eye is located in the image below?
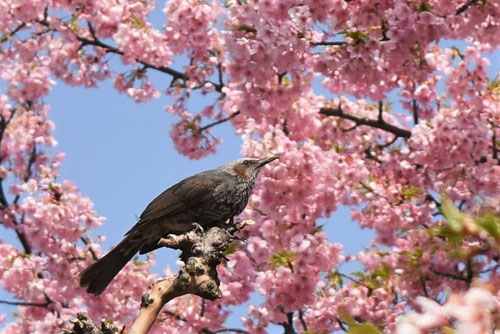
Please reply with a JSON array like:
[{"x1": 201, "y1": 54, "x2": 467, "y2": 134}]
[{"x1": 244, "y1": 160, "x2": 249, "y2": 165}]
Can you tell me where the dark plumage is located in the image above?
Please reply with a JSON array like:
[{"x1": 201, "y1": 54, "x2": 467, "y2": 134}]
[{"x1": 79, "y1": 156, "x2": 278, "y2": 295}]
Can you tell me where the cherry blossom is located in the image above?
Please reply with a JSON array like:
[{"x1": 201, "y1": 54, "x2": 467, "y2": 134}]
[{"x1": 0, "y1": 0, "x2": 499, "y2": 333}]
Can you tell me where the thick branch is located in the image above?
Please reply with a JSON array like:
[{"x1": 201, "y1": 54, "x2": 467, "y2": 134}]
[
  {"x1": 279, "y1": 312, "x2": 297, "y2": 334},
  {"x1": 63, "y1": 312, "x2": 119, "y2": 334},
  {"x1": 320, "y1": 106, "x2": 412, "y2": 138},
  {"x1": 127, "y1": 221, "x2": 253, "y2": 334},
  {"x1": 14, "y1": 230, "x2": 32, "y2": 255}
]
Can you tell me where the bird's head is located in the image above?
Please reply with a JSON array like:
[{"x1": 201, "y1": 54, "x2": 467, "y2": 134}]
[{"x1": 223, "y1": 156, "x2": 279, "y2": 182}]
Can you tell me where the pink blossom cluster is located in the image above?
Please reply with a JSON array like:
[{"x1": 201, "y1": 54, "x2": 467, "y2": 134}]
[
  {"x1": 164, "y1": 0, "x2": 224, "y2": 87},
  {"x1": 0, "y1": 0, "x2": 500, "y2": 333},
  {"x1": 396, "y1": 286, "x2": 499, "y2": 334},
  {"x1": 168, "y1": 105, "x2": 222, "y2": 159}
]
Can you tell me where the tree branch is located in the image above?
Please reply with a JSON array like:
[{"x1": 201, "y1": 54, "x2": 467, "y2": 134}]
[
  {"x1": 201, "y1": 328, "x2": 249, "y2": 334},
  {"x1": 81, "y1": 236, "x2": 100, "y2": 261},
  {"x1": 490, "y1": 121, "x2": 499, "y2": 165},
  {"x1": 0, "y1": 299, "x2": 51, "y2": 308},
  {"x1": 279, "y1": 312, "x2": 297, "y2": 334},
  {"x1": 456, "y1": 0, "x2": 479, "y2": 15},
  {"x1": 63, "y1": 312, "x2": 120, "y2": 334},
  {"x1": 412, "y1": 99, "x2": 419, "y2": 125},
  {"x1": 197, "y1": 111, "x2": 241, "y2": 133},
  {"x1": 298, "y1": 309, "x2": 308, "y2": 332},
  {"x1": 320, "y1": 106, "x2": 412, "y2": 138},
  {"x1": 0, "y1": 23, "x2": 26, "y2": 43},
  {"x1": 311, "y1": 41, "x2": 346, "y2": 46},
  {"x1": 126, "y1": 220, "x2": 253, "y2": 334},
  {"x1": 429, "y1": 267, "x2": 472, "y2": 285},
  {"x1": 67, "y1": 222, "x2": 254, "y2": 334},
  {"x1": 35, "y1": 20, "x2": 223, "y2": 93}
]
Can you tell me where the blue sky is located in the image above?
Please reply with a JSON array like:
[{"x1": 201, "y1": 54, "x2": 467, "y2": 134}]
[{"x1": 1, "y1": 2, "x2": 499, "y2": 332}]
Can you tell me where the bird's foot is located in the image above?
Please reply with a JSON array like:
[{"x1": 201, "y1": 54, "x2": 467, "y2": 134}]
[
  {"x1": 226, "y1": 219, "x2": 255, "y2": 240},
  {"x1": 190, "y1": 222, "x2": 204, "y2": 235},
  {"x1": 232, "y1": 235, "x2": 247, "y2": 242},
  {"x1": 234, "y1": 219, "x2": 255, "y2": 231}
]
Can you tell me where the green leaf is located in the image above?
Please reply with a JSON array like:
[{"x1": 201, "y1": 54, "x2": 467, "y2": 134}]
[
  {"x1": 129, "y1": 17, "x2": 146, "y2": 29},
  {"x1": 442, "y1": 326, "x2": 456, "y2": 334},
  {"x1": 327, "y1": 271, "x2": 343, "y2": 287},
  {"x1": 475, "y1": 213, "x2": 500, "y2": 240},
  {"x1": 333, "y1": 145, "x2": 345, "y2": 153},
  {"x1": 417, "y1": 1, "x2": 433, "y2": 12},
  {"x1": 68, "y1": 15, "x2": 80, "y2": 33},
  {"x1": 234, "y1": 24, "x2": 256, "y2": 33},
  {"x1": 133, "y1": 256, "x2": 145, "y2": 266},
  {"x1": 314, "y1": 224, "x2": 324, "y2": 233},
  {"x1": 440, "y1": 197, "x2": 464, "y2": 232},
  {"x1": 270, "y1": 250, "x2": 296, "y2": 267},
  {"x1": 402, "y1": 186, "x2": 420, "y2": 199},
  {"x1": 352, "y1": 271, "x2": 368, "y2": 280},
  {"x1": 372, "y1": 261, "x2": 391, "y2": 279},
  {"x1": 339, "y1": 30, "x2": 369, "y2": 43},
  {"x1": 432, "y1": 225, "x2": 463, "y2": 245},
  {"x1": 224, "y1": 242, "x2": 238, "y2": 256},
  {"x1": 347, "y1": 323, "x2": 382, "y2": 334}
]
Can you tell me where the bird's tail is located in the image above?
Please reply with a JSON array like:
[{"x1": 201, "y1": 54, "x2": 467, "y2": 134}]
[{"x1": 80, "y1": 236, "x2": 140, "y2": 296}]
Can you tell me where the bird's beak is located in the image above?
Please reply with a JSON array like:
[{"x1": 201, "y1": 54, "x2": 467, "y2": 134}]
[{"x1": 258, "y1": 155, "x2": 279, "y2": 167}]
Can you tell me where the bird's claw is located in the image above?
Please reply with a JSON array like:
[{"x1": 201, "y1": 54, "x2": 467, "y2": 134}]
[
  {"x1": 190, "y1": 222, "x2": 204, "y2": 234},
  {"x1": 232, "y1": 235, "x2": 246, "y2": 242}
]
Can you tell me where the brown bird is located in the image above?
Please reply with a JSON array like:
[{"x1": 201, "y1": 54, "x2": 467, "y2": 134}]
[{"x1": 80, "y1": 156, "x2": 278, "y2": 295}]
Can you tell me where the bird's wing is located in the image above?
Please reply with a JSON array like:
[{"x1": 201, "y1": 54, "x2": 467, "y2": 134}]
[{"x1": 125, "y1": 170, "x2": 223, "y2": 235}]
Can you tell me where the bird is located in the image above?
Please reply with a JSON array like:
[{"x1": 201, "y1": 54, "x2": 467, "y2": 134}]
[{"x1": 79, "y1": 156, "x2": 278, "y2": 295}]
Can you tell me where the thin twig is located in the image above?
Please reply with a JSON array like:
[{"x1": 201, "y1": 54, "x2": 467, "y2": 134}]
[
  {"x1": 163, "y1": 309, "x2": 187, "y2": 322},
  {"x1": 456, "y1": 0, "x2": 478, "y2": 15},
  {"x1": 298, "y1": 309, "x2": 308, "y2": 332},
  {"x1": 311, "y1": 41, "x2": 346, "y2": 46},
  {"x1": 337, "y1": 272, "x2": 370, "y2": 289},
  {"x1": 197, "y1": 111, "x2": 240, "y2": 133},
  {"x1": 0, "y1": 23, "x2": 26, "y2": 43},
  {"x1": 412, "y1": 99, "x2": 419, "y2": 125},
  {"x1": 200, "y1": 299, "x2": 206, "y2": 317},
  {"x1": 35, "y1": 20, "x2": 224, "y2": 93},
  {"x1": 378, "y1": 135, "x2": 398, "y2": 149},
  {"x1": 420, "y1": 276, "x2": 429, "y2": 297},
  {"x1": 202, "y1": 328, "x2": 249, "y2": 334},
  {"x1": 490, "y1": 121, "x2": 499, "y2": 165},
  {"x1": 320, "y1": 106, "x2": 411, "y2": 138},
  {"x1": 14, "y1": 145, "x2": 37, "y2": 204},
  {"x1": 336, "y1": 318, "x2": 348, "y2": 332},
  {"x1": 378, "y1": 101, "x2": 384, "y2": 122},
  {"x1": 429, "y1": 267, "x2": 470, "y2": 283},
  {"x1": 80, "y1": 236, "x2": 100, "y2": 261},
  {"x1": 0, "y1": 299, "x2": 51, "y2": 308}
]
